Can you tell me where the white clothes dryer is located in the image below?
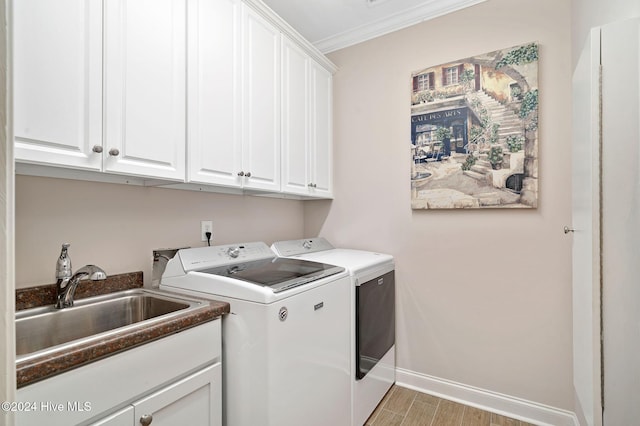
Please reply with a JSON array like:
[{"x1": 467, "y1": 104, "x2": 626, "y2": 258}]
[{"x1": 272, "y1": 238, "x2": 395, "y2": 426}]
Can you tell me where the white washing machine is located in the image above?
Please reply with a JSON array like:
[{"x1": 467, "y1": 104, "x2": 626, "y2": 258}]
[
  {"x1": 271, "y1": 238, "x2": 395, "y2": 426},
  {"x1": 160, "y1": 242, "x2": 351, "y2": 426}
]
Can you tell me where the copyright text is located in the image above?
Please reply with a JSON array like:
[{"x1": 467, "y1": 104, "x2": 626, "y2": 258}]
[{"x1": 2, "y1": 401, "x2": 92, "y2": 412}]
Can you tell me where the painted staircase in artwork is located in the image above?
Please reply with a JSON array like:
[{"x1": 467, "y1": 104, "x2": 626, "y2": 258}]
[
  {"x1": 473, "y1": 90, "x2": 523, "y2": 142},
  {"x1": 463, "y1": 91, "x2": 524, "y2": 184}
]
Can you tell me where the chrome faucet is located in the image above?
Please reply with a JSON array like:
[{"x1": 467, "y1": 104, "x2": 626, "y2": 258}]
[
  {"x1": 55, "y1": 265, "x2": 107, "y2": 309},
  {"x1": 54, "y1": 243, "x2": 107, "y2": 309}
]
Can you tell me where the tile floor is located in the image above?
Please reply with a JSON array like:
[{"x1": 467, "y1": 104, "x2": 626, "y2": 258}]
[{"x1": 365, "y1": 385, "x2": 538, "y2": 426}]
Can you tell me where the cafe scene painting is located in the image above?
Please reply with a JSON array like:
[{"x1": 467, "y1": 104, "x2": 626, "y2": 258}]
[{"x1": 410, "y1": 42, "x2": 539, "y2": 209}]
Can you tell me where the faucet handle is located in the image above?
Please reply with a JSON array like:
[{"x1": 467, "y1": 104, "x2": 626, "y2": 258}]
[{"x1": 56, "y1": 243, "x2": 73, "y2": 280}]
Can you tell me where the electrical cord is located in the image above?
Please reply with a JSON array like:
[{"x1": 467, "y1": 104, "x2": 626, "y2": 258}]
[{"x1": 205, "y1": 231, "x2": 212, "y2": 247}]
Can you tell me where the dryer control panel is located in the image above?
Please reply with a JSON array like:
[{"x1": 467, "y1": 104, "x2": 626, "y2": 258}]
[{"x1": 272, "y1": 237, "x2": 335, "y2": 256}]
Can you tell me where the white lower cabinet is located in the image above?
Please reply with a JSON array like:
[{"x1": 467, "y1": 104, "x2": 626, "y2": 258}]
[
  {"x1": 16, "y1": 320, "x2": 221, "y2": 426},
  {"x1": 89, "y1": 406, "x2": 133, "y2": 426},
  {"x1": 91, "y1": 364, "x2": 221, "y2": 426},
  {"x1": 132, "y1": 364, "x2": 220, "y2": 426}
]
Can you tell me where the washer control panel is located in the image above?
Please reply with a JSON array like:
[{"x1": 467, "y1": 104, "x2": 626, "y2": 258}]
[{"x1": 178, "y1": 242, "x2": 275, "y2": 271}]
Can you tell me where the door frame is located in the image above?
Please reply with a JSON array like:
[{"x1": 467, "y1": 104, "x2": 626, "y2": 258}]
[
  {"x1": 1, "y1": 0, "x2": 17, "y2": 424},
  {"x1": 571, "y1": 26, "x2": 602, "y2": 426}
]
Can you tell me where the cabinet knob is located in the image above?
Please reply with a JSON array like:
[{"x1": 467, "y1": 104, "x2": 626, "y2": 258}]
[
  {"x1": 308, "y1": 183, "x2": 317, "y2": 188},
  {"x1": 237, "y1": 171, "x2": 244, "y2": 177},
  {"x1": 245, "y1": 172, "x2": 251, "y2": 178},
  {"x1": 108, "y1": 148, "x2": 120, "y2": 156},
  {"x1": 92, "y1": 145, "x2": 103, "y2": 153},
  {"x1": 139, "y1": 414, "x2": 153, "y2": 425}
]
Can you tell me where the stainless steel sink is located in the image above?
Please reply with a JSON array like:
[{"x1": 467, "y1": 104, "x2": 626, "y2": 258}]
[{"x1": 16, "y1": 289, "x2": 205, "y2": 361}]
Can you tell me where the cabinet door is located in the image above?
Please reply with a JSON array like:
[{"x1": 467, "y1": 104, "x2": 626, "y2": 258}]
[
  {"x1": 132, "y1": 363, "x2": 221, "y2": 426},
  {"x1": 309, "y1": 61, "x2": 334, "y2": 198},
  {"x1": 89, "y1": 406, "x2": 134, "y2": 426},
  {"x1": 13, "y1": 0, "x2": 102, "y2": 170},
  {"x1": 242, "y1": 6, "x2": 281, "y2": 191},
  {"x1": 104, "y1": 0, "x2": 186, "y2": 181},
  {"x1": 187, "y1": 0, "x2": 242, "y2": 187},
  {"x1": 281, "y1": 36, "x2": 310, "y2": 196}
]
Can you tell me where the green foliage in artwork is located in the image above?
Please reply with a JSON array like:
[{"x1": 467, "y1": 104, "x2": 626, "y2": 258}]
[
  {"x1": 434, "y1": 127, "x2": 452, "y2": 141},
  {"x1": 495, "y1": 43, "x2": 539, "y2": 69},
  {"x1": 505, "y1": 134, "x2": 525, "y2": 152},
  {"x1": 461, "y1": 154, "x2": 477, "y2": 171},
  {"x1": 417, "y1": 91, "x2": 435, "y2": 103},
  {"x1": 460, "y1": 69, "x2": 475, "y2": 82},
  {"x1": 519, "y1": 89, "x2": 538, "y2": 119},
  {"x1": 469, "y1": 125, "x2": 484, "y2": 142},
  {"x1": 510, "y1": 85, "x2": 522, "y2": 99},
  {"x1": 487, "y1": 146, "x2": 504, "y2": 165},
  {"x1": 489, "y1": 123, "x2": 500, "y2": 144}
]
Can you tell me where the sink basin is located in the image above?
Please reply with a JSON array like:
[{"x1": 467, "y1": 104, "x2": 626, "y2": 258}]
[{"x1": 16, "y1": 289, "x2": 204, "y2": 360}]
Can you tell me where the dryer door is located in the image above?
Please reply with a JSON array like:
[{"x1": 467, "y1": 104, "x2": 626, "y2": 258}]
[{"x1": 356, "y1": 270, "x2": 395, "y2": 380}]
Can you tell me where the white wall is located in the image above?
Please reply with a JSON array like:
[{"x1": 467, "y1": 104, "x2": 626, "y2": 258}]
[
  {"x1": 15, "y1": 175, "x2": 305, "y2": 288},
  {"x1": 306, "y1": 0, "x2": 574, "y2": 411}
]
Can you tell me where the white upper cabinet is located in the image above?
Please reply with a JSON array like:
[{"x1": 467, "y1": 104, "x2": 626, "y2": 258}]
[
  {"x1": 241, "y1": 5, "x2": 282, "y2": 192},
  {"x1": 15, "y1": 0, "x2": 187, "y2": 181},
  {"x1": 281, "y1": 37, "x2": 310, "y2": 195},
  {"x1": 103, "y1": 0, "x2": 186, "y2": 181},
  {"x1": 309, "y1": 61, "x2": 333, "y2": 198},
  {"x1": 188, "y1": 2, "x2": 281, "y2": 192},
  {"x1": 281, "y1": 36, "x2": 333, "y2": 198},
  {"x1": 13, "y1": 0, "x2": 103, "y2": 170},
  {"x1": 14, "y1": 0, "x2": 334, "y2": 197},
  {"x1": 187, "y1": 0, "x2": 242, "y2": 187}
]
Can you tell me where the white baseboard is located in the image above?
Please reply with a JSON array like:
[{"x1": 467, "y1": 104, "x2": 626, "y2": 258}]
[{"x1": 395, "y1": 367, "x2": 580, "y2": 426}]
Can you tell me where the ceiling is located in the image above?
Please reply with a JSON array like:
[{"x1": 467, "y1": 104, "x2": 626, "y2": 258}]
[{"x1": 261, "y1": 0, "x2": 487, "y2": 53}]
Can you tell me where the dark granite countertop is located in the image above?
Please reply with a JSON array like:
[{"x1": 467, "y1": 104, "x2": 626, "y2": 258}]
[{"x1": 15, "y1": 272, "x2": 230, "y2": 388}]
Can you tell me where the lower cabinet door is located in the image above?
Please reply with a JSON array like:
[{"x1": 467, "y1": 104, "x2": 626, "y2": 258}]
[
  {"x1": 89, "y1": 406, "x2": 134, "y2": 426},
  {"x1": 132, "y1": 363, "x2": 221, "y2": 426}
]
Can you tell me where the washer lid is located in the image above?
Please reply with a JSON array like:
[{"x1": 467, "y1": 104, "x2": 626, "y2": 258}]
[{"x1": 200, "y1": 257, "x2": 345, "y2": 293}]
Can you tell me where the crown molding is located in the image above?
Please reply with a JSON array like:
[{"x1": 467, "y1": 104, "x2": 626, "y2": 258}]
[
  {"x1": 314, "y1": 0, "x2": 487, "y2": 54},
  {"x1": 243, "y1": 0, "x2": 338, "y2": 73}
]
